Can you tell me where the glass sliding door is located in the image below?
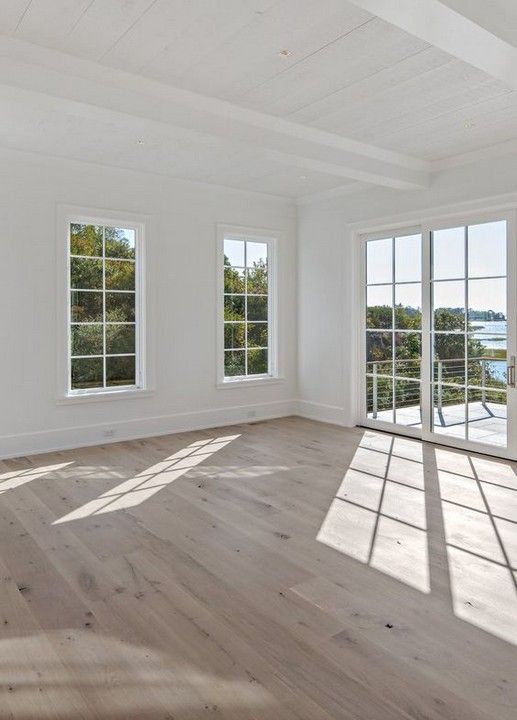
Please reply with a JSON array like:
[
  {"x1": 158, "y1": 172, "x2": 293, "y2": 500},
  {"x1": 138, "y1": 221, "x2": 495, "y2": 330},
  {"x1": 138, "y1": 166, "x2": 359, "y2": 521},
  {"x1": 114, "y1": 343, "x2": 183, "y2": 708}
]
[
  {"x1": 362, "y1": 215, "x2": 517, "y2": 458},
  {"x1": 430, "y1": 220, "x2": 511, "y2": 449},
  {"x1": 365, "y1": 233, "x2": 422, "y2": 429}
]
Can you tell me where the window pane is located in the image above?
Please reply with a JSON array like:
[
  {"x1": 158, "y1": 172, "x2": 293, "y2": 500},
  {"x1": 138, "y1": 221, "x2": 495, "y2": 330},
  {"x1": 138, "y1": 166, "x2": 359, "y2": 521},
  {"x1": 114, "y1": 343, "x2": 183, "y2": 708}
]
[
  {"x1": 395, "y1": 234, "x2": 421, "y2": 282},
  {"x1": 395, "y1": 283, "x2": 421, "y2": 329},
  {"x1": 224, "y1": 267, "x2": 244, "y2": 293},
  {"x1": 71, "y1": 324, "x2": 103, "y2": 356},
  {"x1": 467, "y1": 389, "x2": 506, "y2": 446},
  {"x1": 106, "y1": 292, "x2": 135, "y2": 322},
  {"x1": 432, "y1": 227, "x2": 464, "y2": 280},
  {"x1": 468, "y1": 358, "x2": 507, "y2": 390},
  {"x1": 247, "y1": 265, "x2": 267, "y2": 294},
  {"x1": 468, "y1": 221, "x2": 506, "y2": 278},
  {"x1": 366, "y1": 285, "x2": 392, "y2": 329},
  {"x1": 468, "y1": 333, "x2": 507, "y2": 389},
  {"x1": 434, "y1": 333, "x2": 465, "y2": 384},
  {"x1": 105, "y1": 227, "x2": 135, "y2": 259},
  {"x1": 224, "y1": 295, "x2": 245, "y2": 321},
  {"x1": 71, "y1": 357, "x2": 103, "y2": 390},
  {"x1": 106, "y1": 356, "x2": 136, "y2": 386},
  {"x1": 69, "y1": 220, "x2": 141, "y2": 396},
  {"x1": 71, "y1": 291, "x2": 103, "y2": 322},
  {"x1": 70, "y1": 223, "x2": 103, "y2": 256},
  {"x1": 225, "y1": 350, "x2": 245, "y2": 377},
  {"x1": 105, "y1": 260, "x2": 135, "y2": 290},
  {"x1": 395, "y1": 332, "x2": 421, "y2": 378},
  {"x1": 247, "y1": 296, "x2": 268, "y2": 321},
  {"x1": 468, "y1": 332, "x2": 506, "y2": 359},
  {"x1": 395, "y1": 379, "x2": 421, "y2": 427},
  {"x1": 70, "y1": 257, "x2": 103, "y2": 289},
  {"x1": 106, "y1": 324, "x2": 135, "y2": 355},
  {"x1": 224, "y1": 239, "x2": 244, "y2": 267},
  {"x1": 367, "y1": 238, "x2": 392, "y2": 285},
  {"x1": 247, "y1": 242, "x2": 267, "y2": 267},
  {"x1": 433, "y1": 280, "x2": 465, "y2": 330},
  {"x1": 223, "y1": 235, "x2": 272, "y2": 382},
  {"x1": 247, "y1": 323, "x2": 268, "y2": 348},
  {"x1": 367, "y1": 374, "x2": 393, "y2": 422},
  {"x1": 468, "y1": 278, "x2": 506, "y2": 323},
  {"x1": 366, "y1": 332, "x2": 392, "y2": 376},
  {"x1": 224, "y1": 322, "x2": 245, "y2": 349},
  {"x1": 248, "y1": 348, "x2": 268, "y2": 375},
  {"x1": 433, "y1": 385, "x2": 466, "y2": 436}
]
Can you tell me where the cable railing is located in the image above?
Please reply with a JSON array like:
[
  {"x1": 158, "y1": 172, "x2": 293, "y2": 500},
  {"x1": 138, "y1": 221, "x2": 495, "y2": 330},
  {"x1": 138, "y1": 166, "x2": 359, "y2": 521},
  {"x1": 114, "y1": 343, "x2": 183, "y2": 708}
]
[{"x1": 367, "y1": 357, "x2": 506, "y2": 419}]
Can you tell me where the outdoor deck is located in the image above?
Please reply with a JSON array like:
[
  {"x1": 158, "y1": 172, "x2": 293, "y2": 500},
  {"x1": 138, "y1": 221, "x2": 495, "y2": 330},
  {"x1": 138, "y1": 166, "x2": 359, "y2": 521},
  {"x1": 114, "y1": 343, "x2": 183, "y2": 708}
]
[{"x1": 372, "y1": 401, "x2": 507, "y2": 447}]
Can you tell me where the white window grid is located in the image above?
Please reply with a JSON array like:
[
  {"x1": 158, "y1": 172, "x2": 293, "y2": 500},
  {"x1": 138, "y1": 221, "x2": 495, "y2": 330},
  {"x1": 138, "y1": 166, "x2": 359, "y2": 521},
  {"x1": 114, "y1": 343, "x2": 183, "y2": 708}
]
[
  {"x1": 365, "y1": 234, "x2": 423, "y2": 422},
  {"x1": 68, "y1": 223, "x2": 140, "y2": 393},
  {"x1": 223, "y1": 236, "x2": 273, "y2": 380},
  {"x1": 430, "y1": 223, "x2": 508, "y2": 434}
]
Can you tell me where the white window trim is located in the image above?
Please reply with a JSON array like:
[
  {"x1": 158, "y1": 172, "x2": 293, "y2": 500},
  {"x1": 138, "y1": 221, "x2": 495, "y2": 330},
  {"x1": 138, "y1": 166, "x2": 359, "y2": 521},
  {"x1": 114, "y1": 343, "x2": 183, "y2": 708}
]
[
  {"x1": 358, "y1": 226, "x2": 423, "y2": 437},
  {"x1": 56, "y1": 205, "x2": 150, "y2": 403},
  {"x1": 216, "y1": 224, "x2": 281, "y2": 388}
]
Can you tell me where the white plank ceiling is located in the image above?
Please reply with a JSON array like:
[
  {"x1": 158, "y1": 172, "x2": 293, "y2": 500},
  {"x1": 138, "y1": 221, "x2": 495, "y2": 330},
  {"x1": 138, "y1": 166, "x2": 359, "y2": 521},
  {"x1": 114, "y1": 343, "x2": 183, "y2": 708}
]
[{"x1": 1, "y1": 0, "x2": 517, "y2": 197}]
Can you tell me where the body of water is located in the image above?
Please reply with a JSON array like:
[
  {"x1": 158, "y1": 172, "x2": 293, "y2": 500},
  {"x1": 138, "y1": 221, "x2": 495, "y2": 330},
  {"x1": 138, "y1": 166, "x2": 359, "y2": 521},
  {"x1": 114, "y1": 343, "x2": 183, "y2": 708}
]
[
  {"x1": 470, "y1": 320, "x2": 507, "y2": 349},
  {"x1": 470, "y1": 320, "x2": 507, "y2": 382}
]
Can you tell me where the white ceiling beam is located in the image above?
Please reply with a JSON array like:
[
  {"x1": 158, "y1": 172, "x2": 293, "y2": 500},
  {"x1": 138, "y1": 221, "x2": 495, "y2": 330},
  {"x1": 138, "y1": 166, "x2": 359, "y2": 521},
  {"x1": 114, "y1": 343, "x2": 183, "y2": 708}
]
[
  {"x1": 348, "y1": 0, "x2": 517, "y2": 89},
  {"x1": 296, "y1": 181, "x2": 371, "y2": 206},
  {"x1": 0, "y1": 36, "x2": 430, "y2": 190}
]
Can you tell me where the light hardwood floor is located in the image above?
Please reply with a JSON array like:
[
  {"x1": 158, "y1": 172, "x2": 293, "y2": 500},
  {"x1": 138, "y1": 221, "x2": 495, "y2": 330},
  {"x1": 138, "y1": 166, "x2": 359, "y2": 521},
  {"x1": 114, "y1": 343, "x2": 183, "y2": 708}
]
[{"x1": 0, "y1": 417, "x2": 515, "y2": 720}]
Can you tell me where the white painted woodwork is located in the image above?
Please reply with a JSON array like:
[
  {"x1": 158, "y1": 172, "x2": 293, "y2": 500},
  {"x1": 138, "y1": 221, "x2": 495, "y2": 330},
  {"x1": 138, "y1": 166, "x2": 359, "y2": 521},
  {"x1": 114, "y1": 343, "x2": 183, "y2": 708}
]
[
  {"x1": 347, "y1": 0, "x2": 517, "y2": 89},
  {"x1": 0, "y1": 1, "x2": 517, "y2": 196}
]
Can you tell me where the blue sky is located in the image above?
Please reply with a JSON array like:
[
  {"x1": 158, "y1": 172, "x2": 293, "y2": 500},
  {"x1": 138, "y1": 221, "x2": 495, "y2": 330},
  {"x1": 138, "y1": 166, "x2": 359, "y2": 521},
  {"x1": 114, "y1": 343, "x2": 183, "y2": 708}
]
[{"x1": 367, "y1": 222, "x2": 507, "y2": 314}]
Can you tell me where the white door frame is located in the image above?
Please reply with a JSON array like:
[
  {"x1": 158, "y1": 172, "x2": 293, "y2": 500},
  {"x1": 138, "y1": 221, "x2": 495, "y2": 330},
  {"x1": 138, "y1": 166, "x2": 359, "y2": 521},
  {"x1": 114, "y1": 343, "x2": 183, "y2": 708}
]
[{"x1": 354, "y1": 206, "x2": 517, "y2": 460}]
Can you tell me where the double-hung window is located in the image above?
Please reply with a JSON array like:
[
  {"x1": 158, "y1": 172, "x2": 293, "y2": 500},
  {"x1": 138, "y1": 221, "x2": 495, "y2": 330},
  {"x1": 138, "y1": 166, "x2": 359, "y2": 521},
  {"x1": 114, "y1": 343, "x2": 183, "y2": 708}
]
[
  {"x1": 219, "y1": 227, "x2": 277, "y2": 384},
  {"x1": 67, "y1": 218, "x2": 144, "y2": 396}
]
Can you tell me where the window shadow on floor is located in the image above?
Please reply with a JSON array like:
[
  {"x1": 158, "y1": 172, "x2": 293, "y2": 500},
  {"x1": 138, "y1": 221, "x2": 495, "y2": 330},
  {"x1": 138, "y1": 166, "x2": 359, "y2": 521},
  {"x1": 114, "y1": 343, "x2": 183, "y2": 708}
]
[{"x1": 317, "y1": 430, "x2": 517, "y2": 646}]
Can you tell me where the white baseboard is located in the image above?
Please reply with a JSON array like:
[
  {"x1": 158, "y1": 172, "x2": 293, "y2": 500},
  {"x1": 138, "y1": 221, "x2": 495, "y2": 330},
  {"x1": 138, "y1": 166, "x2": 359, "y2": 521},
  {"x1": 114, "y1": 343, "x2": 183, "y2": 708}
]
[
  {"x1": 295, "y1": 399, "x2": 350, "y2": 426},
  {"x1": 0, "y1": 398, "x2": 358, "y2": 460},
  {"x1": 0, "y1": 399, "x2": 297, "y2": 460}
]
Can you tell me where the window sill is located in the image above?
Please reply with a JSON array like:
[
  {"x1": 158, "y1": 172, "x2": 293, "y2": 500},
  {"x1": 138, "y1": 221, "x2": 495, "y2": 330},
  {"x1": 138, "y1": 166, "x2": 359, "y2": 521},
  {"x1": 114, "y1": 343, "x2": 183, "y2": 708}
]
[
  {"x1": 217, "y1": 376, "x2": 284, "y2": 389},
  {"x1": 56, "y1": 388, "x2": 154, "y2": 405}
]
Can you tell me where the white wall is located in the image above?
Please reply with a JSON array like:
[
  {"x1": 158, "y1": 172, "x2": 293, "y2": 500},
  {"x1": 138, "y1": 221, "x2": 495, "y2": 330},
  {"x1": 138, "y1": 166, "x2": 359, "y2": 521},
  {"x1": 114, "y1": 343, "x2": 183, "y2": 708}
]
[
  {"x1": 0, "y1": 148, "x2": 297, "y2": 458},
  {"x1": 6, "y1": 144, "x2": 517, "y2": 459},
  {"x1": 298, "y1": 152, "x2": 517, "y2": 426},
  {"x1": 297, "y1": 207, "x2": 355, "y2": 426}
]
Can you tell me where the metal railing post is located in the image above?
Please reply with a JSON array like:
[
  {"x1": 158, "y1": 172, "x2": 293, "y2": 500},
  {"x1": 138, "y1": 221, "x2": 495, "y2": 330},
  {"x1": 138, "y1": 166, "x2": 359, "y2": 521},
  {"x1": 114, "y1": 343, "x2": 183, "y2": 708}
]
[
  {"x1": 372, "y1": 363, "x2": 378, "y2": 419},
  {"x1": 437, "y1": 360, "x2": 443, "y2": 414},
  {"x1": 481, "y1": 358, "x2": 486, "y2": 404}
]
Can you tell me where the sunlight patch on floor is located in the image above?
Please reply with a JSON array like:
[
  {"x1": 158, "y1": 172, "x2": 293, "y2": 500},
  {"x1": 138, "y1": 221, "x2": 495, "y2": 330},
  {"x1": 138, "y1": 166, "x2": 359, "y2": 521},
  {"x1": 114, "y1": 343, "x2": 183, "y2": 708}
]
[
  {"x1": 317, "y1": 432, "x2": 430, "y2": 593},
  {"x1": 435, "y1": 447, "x2": 517, "y2": 645},
  {"x1": 0, "y1": 462, "x2": 74, "y2": 494},
  {"x1": 53, "y1": 435, "x2": 240, "y2": 524},
  {"x1": 317, "y1": 432, "x2": 517, "y2": 644}
]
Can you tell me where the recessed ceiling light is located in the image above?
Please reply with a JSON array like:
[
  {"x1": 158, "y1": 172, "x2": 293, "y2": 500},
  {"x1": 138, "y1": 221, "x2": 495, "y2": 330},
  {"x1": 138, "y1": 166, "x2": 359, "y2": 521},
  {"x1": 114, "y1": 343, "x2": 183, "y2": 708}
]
[
  {"x1": 464, "y1": 120, "x2": 474, "y2": 129},
  {"x1": 135, "y1": 138, "x2": 145, "y2": 145},
  {"x1": 299, "y1": 174, "x2": 308, "y2": 180},
  {"x1": 278, "y1": 49, "x2": 291, "y2": 57}
]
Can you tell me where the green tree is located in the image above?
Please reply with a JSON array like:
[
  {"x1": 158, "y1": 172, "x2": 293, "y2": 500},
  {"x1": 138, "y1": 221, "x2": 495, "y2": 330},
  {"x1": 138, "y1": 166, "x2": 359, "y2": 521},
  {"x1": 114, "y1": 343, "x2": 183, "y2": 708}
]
[{"x1": 367, "y1": 306, "x2": 505, "y2": 412}]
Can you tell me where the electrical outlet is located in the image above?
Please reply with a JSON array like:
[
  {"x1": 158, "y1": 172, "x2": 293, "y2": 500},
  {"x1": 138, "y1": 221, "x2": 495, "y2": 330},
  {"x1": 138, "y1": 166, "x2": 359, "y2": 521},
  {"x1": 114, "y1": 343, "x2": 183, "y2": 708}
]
[
  {"x1": 247, "y1": 410, "x2": 257, "y2": 419},
  {"x1": 103, "y1": 428, "x2": 116, "y2": 438}
]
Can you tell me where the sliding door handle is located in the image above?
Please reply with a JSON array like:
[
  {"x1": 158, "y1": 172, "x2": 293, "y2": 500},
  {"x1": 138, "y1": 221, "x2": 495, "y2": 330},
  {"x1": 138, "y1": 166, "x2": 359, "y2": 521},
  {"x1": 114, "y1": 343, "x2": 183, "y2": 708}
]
[{"x1": 508, "y1": 356, "x2": 516, "y2": 388}]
